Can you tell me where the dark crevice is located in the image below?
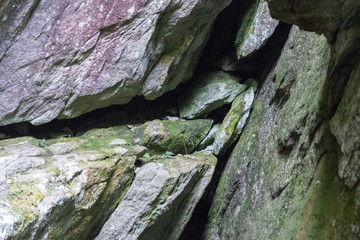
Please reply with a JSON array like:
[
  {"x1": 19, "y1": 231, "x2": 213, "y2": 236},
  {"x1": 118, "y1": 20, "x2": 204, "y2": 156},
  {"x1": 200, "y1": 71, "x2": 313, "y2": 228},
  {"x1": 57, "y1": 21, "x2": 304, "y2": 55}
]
[{"x1": 179, "y1": 139, "x2": 238, "y2": 240}]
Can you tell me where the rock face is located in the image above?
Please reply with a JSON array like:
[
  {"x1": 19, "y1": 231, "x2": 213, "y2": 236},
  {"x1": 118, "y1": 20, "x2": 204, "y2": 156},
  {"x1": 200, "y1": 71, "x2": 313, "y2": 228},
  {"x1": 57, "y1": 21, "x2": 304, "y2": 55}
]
[
  {"x1": 0, "y1": 0, "x2": 232, "y2": 126},
  {"x1": 179, "y1": 71, "x2": 247, "y2": 119},
  {"x1": 205, "y1": 25, "x2": 360, "y2": 240},
  {"x1": 96, "y1": 152, "x2": 216, "y2": 240},
  {"x1": 235, "y1": 0, "x2": 279, "y2": 59}
]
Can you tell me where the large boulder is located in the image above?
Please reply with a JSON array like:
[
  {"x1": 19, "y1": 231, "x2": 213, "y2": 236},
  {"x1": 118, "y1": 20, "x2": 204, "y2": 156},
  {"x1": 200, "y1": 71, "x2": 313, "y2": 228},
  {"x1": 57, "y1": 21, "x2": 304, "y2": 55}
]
[
  {"x1": 0, "y1": 0, "x2": 232, "y2": 126},
  {"x1": 96, "y1": 152, "x2": 217, "y2": 240},
  {"x1": 204, "y1": 26, "x2": 360, "y2": 240},
  {"x1": 0, "y1": 127, "x2": 137, "y2": 240},
  {"x1": 179, "y1": 71, "x2": 247, "y2": 119}
]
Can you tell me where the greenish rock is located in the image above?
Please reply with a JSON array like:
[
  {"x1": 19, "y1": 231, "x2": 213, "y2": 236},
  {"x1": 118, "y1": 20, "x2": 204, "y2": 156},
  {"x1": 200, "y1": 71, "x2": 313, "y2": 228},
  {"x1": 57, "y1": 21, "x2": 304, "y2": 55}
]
[
  {"x1": 330, "y1": 60, "x2": 360, "y2": 188},
  {"x1": 95, "y1": 151, "x2": 217, "y2": 240},
  {"x1": 134, "y1": 119, "x2": 213, "y2": 154},
  {"x1": 179, "y1": 71, "x2": 247, "y2": 119},
  {"x1": 0, "y1": 126, "x2": 138, "y2": 240},
  {"x1": 213, "y1": 81, "x2": 257, "y2": 156},
  {"x1": 235, "y1": 0, "x2": 279, "y2": 59},
  {"x1": 204, "y1": 26, "x2": 358, "y2": 240}
]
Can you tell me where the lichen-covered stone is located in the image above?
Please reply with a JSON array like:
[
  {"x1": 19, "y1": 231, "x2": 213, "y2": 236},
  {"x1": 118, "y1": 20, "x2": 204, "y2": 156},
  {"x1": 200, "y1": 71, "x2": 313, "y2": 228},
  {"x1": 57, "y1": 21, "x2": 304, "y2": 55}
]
[
  {"x1": 203, "y1": 26, "x2": 359, "y2": 240},
  {"x1": 235, "y1": 1, "x2": 279, "y2": 59},
  {"x1": 212, "y1": 81, "x2": 257, "y2": 156},
  {"x1": 0, "y1": 127, "x2": 138, "y2": 240},
  {"x1": 134, "y1": 119, "x2": 213, "y2": 154},
  {"x1": 179, "y1": 71, "x2": 247, "y2": 119},
  {"x1": 96, "y1": 152, "x2": 217, "y2": 240},
  {"x1": 0, "y1": 0, "x2": 233, "y2": 126}
]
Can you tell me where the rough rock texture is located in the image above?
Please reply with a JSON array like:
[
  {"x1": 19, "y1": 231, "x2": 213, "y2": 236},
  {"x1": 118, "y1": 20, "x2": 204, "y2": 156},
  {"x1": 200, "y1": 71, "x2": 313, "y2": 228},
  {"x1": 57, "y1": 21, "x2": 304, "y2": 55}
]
[
  {"x1": 0, "y1": 127, "x2": 137, "y2": 240},
  {"x1": 0, "y1": 0, "x2": 232, "y2": 126},
  {"x1": 235, "y1": 0, "x2": 278, "y2": 59},
  {"x1": 134, "y1": 119, "x2": 213, "y2": 154},
  {"x1": 212, "y1": 81, "x2": 256, "y2": 156},
  {"x1": 96, "y1": 151, "x2": 217, "y2": 240},
  {"x1": 330, "y1": 61, "x2": 360, "y2": 188},
  {"x1": 204, "y1": 26, "x2": 360, "y2": 240},
  {"x1": 197, "y1": 124, "x2": 221, "y2": 151},
  {"x1": 266, "y1": 0, "x2": 360, "y2": 42},
  {"x1": 179, "y1": 71, "x2": 247, "y2": 119}
]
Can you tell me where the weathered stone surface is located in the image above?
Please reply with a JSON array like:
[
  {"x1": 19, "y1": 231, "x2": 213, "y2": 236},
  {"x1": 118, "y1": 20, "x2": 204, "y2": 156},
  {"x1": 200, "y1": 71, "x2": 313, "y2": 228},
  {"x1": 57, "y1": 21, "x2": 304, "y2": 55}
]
[
  {"x1": 212, "y1": 80, "x2": 257, "y2": 156},
  {"x1": 0, "y1": 0, "x2": 232, "y2": 126},
  {"x1": 204, "y1": 27, "x2": 360, "y2": 240},
  {"x1": 179, "y1": 71, "x2": 247, "y2": 119},
  {"x1": 330, "y1": 61, "x2": 360, "y2": 188},
  {"x1": 235, "y1": 1, "x2": 279, "y2": 59},
  {"x1": 197, "y1": 123, "x2": 221, "y2": 151},
  {"x1": 0, "y1": 127, "x2": 137, "y2": 240},
  {"x1": 96, "y1": 151, "x2": 217, "y2": 240},
  {"x1": 266, "y1": 0, "x2": 360, "y2": 41},
  {"x1": 134, "y1": 119, "x2": 213, "y2": 154}
]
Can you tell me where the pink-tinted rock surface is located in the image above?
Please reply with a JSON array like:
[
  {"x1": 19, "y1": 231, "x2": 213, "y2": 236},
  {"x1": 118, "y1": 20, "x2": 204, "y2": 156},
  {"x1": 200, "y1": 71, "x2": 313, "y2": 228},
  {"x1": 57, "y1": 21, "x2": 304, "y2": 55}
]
[{"x1": 0, "y1": 0, "x2": 231, "y2": 126}]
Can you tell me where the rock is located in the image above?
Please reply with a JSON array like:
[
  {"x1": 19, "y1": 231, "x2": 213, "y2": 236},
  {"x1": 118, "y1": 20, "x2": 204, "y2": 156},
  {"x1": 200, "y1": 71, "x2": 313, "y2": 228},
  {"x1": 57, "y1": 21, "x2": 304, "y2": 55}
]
[
  {"x1": 330, "y1": 61, "x2": 360, "y2": 188},
  {"x1": 0, "y1": 0, "x2": 233, "y2": 126},
  {"x1": 0, "y1": 127, "x2": 137, "y2": 240},
  {"x1": 204, "y1": 27, "x2": 351, "y2": 240},
  {"x1": 267, "y1": 0, "x2": 360, "y2": 41},
  {"x1": 197, "y1": 124, "x2": 221, "y2": 150},
  {"x1": 96, "y1": 152, "x2": 217, "y2": 240},
  {"x1": 235, "y1": 1, "x2": 279, "y2": 59},
  {"x1": 179, "y1": 71, "x2": 247, "y2": 119},
  {"x1": 213, "y1": 81, "x2": 257, "y2": 156},
  {"x1": 134, "y1": 119, "x2": 213, "y2": 154}
]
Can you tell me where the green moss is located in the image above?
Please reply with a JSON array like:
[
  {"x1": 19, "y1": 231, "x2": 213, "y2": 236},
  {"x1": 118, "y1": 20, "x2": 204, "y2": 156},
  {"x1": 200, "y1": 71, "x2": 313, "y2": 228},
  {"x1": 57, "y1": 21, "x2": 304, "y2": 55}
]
[{"x1": 296, "y1": 153, "x2": 359, "y2": 240}]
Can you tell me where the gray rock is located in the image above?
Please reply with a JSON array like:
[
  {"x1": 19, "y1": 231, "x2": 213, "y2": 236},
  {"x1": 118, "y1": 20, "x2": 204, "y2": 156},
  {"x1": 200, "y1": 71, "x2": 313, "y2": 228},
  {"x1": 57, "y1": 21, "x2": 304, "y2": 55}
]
[
  {"x1": 197, "y1": 124, "x2": 221, "y2": 150},
  {"x1": 179, "y1": 71, "x2": 247, "y2": 119},
  {"x1": 96, "y1": 152, "x2": 217, "y2": 240},
  {"x1": 0, "y1": 0, "x2": 232, "y2": 126},
  {"x1": 213, "y1": 82, "x2": 256, "y2": 156},
  {"x1": 235, "y1": 1, "x2": 279, "y2": 59},
  {"x1": 0, "y1": 128, "x2": 137, "y2": 240}
]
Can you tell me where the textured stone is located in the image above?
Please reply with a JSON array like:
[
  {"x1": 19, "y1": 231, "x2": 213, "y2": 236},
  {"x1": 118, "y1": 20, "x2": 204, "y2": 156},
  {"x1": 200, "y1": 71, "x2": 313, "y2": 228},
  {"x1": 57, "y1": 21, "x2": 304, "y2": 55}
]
[
  {"x1": 213, "y1": 81, "x2": 257, "y2": 156},
  {"x1": 96, "y1": 151, "x2": 217, "y2": 240},
  {"x1": 135, "y1": 119, "x2": 213, "y2": 154},
  {"x1": 266, "y1": 0, "x2": 360, "y2": 41},
  {"x1": 179, "y1": 71, "x2": 247, "y2": 119},
  {"x1": 197, "y1": 124, "x2": 221, "y2": 151},
  {"x1": 0, "y1": 0, "x2": 232, "y2": 126},
  {"x1": 203, "y1": 26, "x2": 359, "y2": 240},
  {"x1": 0, "y1": 127, "x2": 137, "y2": 240},
  {"x1": 330, "y1": 61, "x2": 360, "y2": 188},
  {"x1": 235, "y1": 1, "x2": 279, "y2": 59}
]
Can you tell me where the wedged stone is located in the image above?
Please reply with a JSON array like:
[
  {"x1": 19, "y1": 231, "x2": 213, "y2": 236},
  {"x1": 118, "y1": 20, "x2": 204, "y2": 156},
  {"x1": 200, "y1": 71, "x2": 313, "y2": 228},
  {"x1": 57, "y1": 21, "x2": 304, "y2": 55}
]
[
  {"x1": 96, "y1": 151, "x2": 217, "y2": 240},
  {"x1": 134, "y1": 119, "x2": 213, "y2": 154},
  {"x1": 197, "y1": 124, "x2": 221, "y2": 151},
  {"x1": 0, "y1": 127, "x2": 138, "y2": 240},
  {"x1": 235, "y1": 1, "x2": 279, "y2": 59},
  {"x1": 213, "y1": 80, "x2": 257, "y2": 156},
  {"x1": 179, "y1": 71, "x2": 247, "y2": 119},
  {"x1": 0, "y1": 0, "x2": 233, "y2": 126}
]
